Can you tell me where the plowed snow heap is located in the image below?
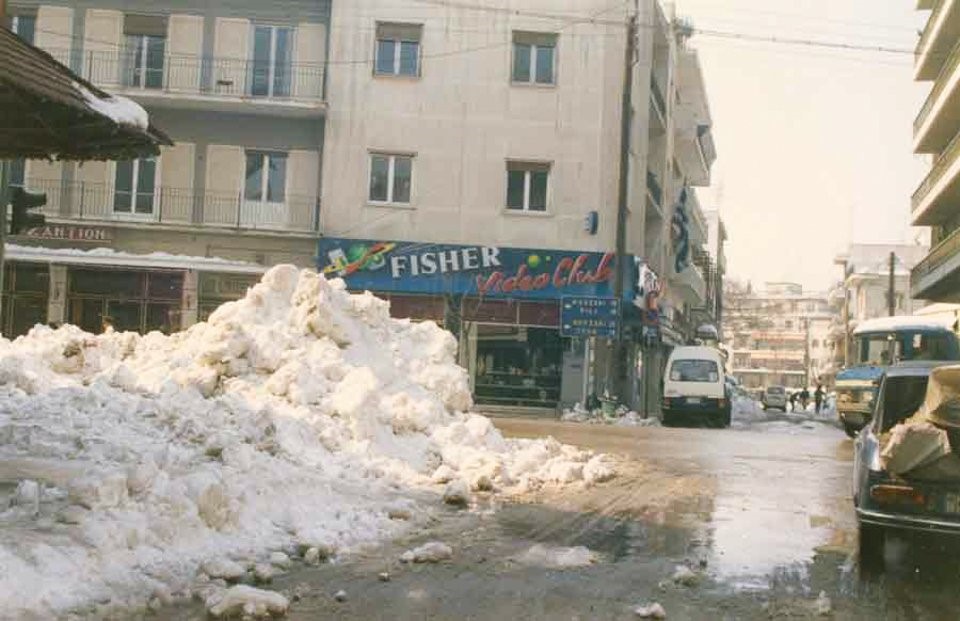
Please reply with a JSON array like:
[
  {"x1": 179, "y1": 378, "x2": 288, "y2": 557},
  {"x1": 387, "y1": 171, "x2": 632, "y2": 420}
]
[{"x1": 0, "y1": 266, "x2": 611, "y2": 617}]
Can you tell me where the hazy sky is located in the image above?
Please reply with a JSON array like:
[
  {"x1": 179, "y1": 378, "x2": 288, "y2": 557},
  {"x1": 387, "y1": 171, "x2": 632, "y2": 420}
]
[{"x1": 675, "y1": 0, "x2": 930, "y2": 292}]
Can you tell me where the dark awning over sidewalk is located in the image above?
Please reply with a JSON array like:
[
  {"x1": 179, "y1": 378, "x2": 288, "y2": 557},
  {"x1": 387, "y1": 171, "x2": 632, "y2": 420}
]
[{"x1": 0, "y1": 25, "x2": 171, "y2": 160}]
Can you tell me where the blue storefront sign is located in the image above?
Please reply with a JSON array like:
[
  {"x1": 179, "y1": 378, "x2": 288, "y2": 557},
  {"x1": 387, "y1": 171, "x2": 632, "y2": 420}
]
[
  {"x1": 317, "y1": 237, "x2": 633, "y2": 301},
  {"x1": 560, "y1": 296, "x2": 619, "y2": 338}
]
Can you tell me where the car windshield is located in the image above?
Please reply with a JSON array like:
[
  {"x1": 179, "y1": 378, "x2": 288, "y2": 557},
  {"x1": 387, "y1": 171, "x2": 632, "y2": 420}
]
[
  {"x1": 670, "y1": 360, "x2": 719, "y2": 382},
  {"x1": 767, "y1": 387, "x2": 785, "y2": 395},
  {"x1": 856, "y1": 334, "x2": 895, "y2": 366},
  {"x1": 856, "y1": 331, "x2": 959, "y2": 365},
  {"x1": 879, "y1": 375, "x2": 929, "y2": 433}
]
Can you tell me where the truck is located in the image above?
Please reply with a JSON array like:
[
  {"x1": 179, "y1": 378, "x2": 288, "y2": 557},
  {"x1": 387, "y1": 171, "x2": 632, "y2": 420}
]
[{"x1": 835, "y1": 316, "x2": 960, "y2": 438}]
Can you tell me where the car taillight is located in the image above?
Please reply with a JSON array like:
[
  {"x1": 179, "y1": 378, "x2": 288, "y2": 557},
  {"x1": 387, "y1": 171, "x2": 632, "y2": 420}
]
[{"x1": 870, "y1": 484, "x2": 926, "y2": 507}]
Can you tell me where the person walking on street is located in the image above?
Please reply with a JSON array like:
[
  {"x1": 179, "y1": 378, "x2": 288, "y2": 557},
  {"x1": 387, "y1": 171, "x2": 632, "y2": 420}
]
[
  {"x1": 788, "y1": 390, "x2": 798, "y2": 413},
  {"x1": 814, "y1": 383, "x2": 825, "y2": 414},
  {"x1": 800, "y1": 387, "x2": 810, "y2": 412}
]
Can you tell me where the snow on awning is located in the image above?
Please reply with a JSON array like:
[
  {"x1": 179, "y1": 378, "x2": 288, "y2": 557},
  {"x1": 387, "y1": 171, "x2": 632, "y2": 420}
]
[{"x1": 6, "y1": 244, "x2": 267, "y2": 275}]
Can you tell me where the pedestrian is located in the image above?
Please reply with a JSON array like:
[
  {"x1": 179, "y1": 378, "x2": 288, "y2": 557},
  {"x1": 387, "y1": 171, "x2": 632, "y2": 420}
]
[
  {"x1": 800, "y1": 387, "x2": 810, "y2": 412},
  {"x1": 814, "y1": 383, "x2": 825, "y2": 414},
  {"x1": 101, "y1": 315, "x2": 114, "y2": 334},
  {"x1": 788, "y1": 390, "x2": 798, "y2": 412}
]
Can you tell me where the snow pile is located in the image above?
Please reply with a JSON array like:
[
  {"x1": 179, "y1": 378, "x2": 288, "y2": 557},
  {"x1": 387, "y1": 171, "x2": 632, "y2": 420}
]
[
  {"x1": 560, "y1": 404, "x2": 660, "y2": 427},
  {"x1": 0, "y1": 266, "x2": 609, "y2": 618}
]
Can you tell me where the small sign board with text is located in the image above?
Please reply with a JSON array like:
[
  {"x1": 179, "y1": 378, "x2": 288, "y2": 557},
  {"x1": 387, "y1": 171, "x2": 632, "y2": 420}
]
[{"x1": 561, "y1": 296, "x2": 619, "y2": 338}]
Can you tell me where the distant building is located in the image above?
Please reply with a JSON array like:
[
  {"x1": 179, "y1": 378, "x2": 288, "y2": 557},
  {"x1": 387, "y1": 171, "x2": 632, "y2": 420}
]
[
  {"x1": 723, "y1": 282, "x2": 832, "y2": 390},
  {"x1": 826, "y1": 243, "x2": 929, "y2": 377},
  {"x1": 911, "y1": 1, "x2": 960, "y2": 301}
]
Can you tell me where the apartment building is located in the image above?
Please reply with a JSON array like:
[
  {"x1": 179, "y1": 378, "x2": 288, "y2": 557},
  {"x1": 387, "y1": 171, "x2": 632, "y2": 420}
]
[
  {"x1": 724, "y1": 282, "x2": 832, "y2": 390},
  {"x1": 317, "y1": 0, "x2": 717, "y2": 411},
  {"x1": 911, "y1": 0, "x2": 960, "y2": 301},
  {"x1": 3, "y1": 1, "x2": 328, "y2": 335}
]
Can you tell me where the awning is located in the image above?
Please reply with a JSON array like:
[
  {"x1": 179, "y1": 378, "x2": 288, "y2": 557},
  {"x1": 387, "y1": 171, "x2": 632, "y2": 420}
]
[{"x1": 6, "y1": 244, "x2": 266, "y2": 275}]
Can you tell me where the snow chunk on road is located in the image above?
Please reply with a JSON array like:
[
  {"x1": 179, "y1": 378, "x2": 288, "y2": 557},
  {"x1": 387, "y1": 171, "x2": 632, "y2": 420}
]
[
  {"x1": 634, "y1": 602, "x2": 667, "y2": 618},
  {"x1": 207, "y1": 585, "x2": 288, "y2": 618},
  {"x1": 0, "y1": 266, "x2": 609, "y2": 618},
  {"x1": 516, "y1": 544, "x2": 597, "y2": 568},
  {"x1": 400, "y1": 542, "x2": 453, "y2": 563}
]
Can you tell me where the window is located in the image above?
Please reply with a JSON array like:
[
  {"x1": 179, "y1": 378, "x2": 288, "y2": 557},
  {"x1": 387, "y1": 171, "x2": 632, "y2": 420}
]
[
  {"x1": 8, "y1": 160, "x2": 25, "y2": 190},
  {"x1": 669, "y1": 359, "x2": 719, "y2": 383},
  {"x1": 251, "y1": 25, "x2": 293, "y2": 97},
  {"x1": 506, "y1": 162, "x2": 549, "y2": 212},
  {"x1": 124, "y1": 15, "x2": 167, "y2": 89},
  {"x1": 114, "y1": 159, "x2": 157, "y2": 216},
  {"x1": 375, "y1": 23, "x2": 422, "y2": 77},
  {"x1": 10, "y1": 13, "x2": 36, "y2": 45},
  {"x1": 245, "y1": 151, "x2": 288, "y2": 204},
  {"x1": 512, "y1": 32, "x2": 557, "y2": 85},
  {"x1": 369, "y1": 153, "x2": 413, "y2": 204}
]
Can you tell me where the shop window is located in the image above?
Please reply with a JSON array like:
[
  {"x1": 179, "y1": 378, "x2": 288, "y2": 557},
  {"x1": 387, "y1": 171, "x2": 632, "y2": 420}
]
[
  {"x1": 71, "y1": 269, "x2": 145, "y2": 296},
  {"x1": 147, "y1": 272, "x2": 184, "y2": 300},
  {"x1": 124, "y1": 15, "x2": 167, "y2": 89},
  {"x1": 375, "y1": 23, "x2": 422, "y2": 77},
  {"x1": 10, "y1": 13, "x2": 36, "y2": 44},
  {"x1": 474, "y1": 326, "x2": 562, "y2": 408},
  {"x1": 369, "y1": 153, "x2": 413, "y2": 204},
  {"x1": 114, "y1": 158, "x2": 157, "y2": 216},
  {"x1": 250, "y1": 24, "x2": 293, "y2": 97},
  {"x1": 506, "y1": 161, "x2": 549, "y2": 212},
  {"x1": 146, "y1": 302, "x2": 179, "y2": 334},
  {"x1": 512, "y1": 32, "x2": 556, "y2": 85}
]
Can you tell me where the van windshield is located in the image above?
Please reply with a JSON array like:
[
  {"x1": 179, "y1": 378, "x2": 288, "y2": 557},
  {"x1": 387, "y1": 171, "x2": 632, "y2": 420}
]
[
  {"x1": 670, "y1": 360, "x2": 719, "y2": 382},
  {"x1": 856, "y1": 330, "x2": 960, "y2": 365}
]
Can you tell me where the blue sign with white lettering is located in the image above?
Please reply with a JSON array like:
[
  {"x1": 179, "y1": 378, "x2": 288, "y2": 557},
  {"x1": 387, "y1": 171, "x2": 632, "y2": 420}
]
[
  {"x1": 560, "y1": 296, "x2": 620, "y2": 338},
  {"x1": 317, "y1": 237, "x2": 630, "y2": 301}
]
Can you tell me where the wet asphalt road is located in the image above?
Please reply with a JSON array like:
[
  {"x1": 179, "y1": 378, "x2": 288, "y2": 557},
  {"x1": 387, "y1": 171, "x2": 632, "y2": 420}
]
[{"x1": 156, "y1": 415, "x2": 960, "y2": 620}]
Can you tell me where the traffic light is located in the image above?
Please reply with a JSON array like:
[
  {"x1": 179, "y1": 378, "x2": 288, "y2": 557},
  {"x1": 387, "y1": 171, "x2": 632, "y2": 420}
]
[{"x1": 9, "y1": 187, "x2": 46, "y2": 235}]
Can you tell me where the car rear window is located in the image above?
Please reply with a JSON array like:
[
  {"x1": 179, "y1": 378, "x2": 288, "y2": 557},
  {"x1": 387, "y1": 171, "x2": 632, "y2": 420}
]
[
  {"x1": 879, "y1": 375, "x2": 928, "y2": 432},
  {"x1": 670, "y1": 360, "x2": 719, "y2": 382},
  {"x1": 767, "y1": 387, "x2": 785, "y2": 395}
]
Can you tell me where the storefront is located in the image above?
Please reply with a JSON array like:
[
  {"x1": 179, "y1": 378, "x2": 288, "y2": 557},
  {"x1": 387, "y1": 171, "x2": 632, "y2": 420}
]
[
  {"x1": 1, "y1": 244, "x2": 266, "y2": 337},
  {"x1": 318, "y1": 237, "x2": 635, "y2": 410}
]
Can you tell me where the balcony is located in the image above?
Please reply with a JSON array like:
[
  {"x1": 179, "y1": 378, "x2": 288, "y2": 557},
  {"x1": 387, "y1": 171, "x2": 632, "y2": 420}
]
[
  {"x1": 912, "y1": 126, "x2": 960, "y2": 224},
  {"x1": 671, "y1": 262, "x2": 707, "y2": 307},
  {"x1": 646, "y1": 170, "x2": 663, "y2": 218},
  {"x1": 916, "y1": 0, "x2": 960, "y2": 81},
  {"x1": 650, "y1": 75, "x2": 667, "y2": 130},
  {"x1": 78, "y1": 50, "x2": 326, "y2": 118},
  {"x1": 911, "y1": 225, "x2": 960, "y2": 300},
  {"x1": 914, "y1": 34, "x2": 960, "y2": 152},
  {"x1": 22, "y1": 179, "x2": 319, "y2": 234}
]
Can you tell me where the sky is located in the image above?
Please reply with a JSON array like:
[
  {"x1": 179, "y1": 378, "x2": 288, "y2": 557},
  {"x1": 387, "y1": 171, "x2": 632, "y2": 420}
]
[{"x1": 675, "y1": 0, "x2": 931, "y2": 292}]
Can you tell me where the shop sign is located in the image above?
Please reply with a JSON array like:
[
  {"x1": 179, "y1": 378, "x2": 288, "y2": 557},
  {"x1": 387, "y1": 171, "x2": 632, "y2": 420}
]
[
  {"x1": 318, "y1": 238, "x2": 632, "y2": 301},
  {"x1": 21, "y1": 225, "x2": 111, "y2": 243},
  {"x1": 561, "y1": 296, "x2": 619, "y2": 338}
]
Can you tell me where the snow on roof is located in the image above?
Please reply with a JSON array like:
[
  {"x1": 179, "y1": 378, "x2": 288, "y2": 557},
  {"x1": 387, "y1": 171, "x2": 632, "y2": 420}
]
[
  {"x1": 852, "y1": 315, "x2": 955, "y2": 335},
  {"x1": 75, "y1": 82, "x2": 148, "y2": 130},
  {"x1": 7, "y1": 244, "x2": 266, "y2": 274}
]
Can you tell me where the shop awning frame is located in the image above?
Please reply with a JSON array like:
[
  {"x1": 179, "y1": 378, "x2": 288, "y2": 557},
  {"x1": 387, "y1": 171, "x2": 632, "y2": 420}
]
[{"x1": 6, "y1": 244, "x2": 267, "y2": 275}]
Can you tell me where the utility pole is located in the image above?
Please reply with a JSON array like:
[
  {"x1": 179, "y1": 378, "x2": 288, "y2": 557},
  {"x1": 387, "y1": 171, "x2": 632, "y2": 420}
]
[
  {"x1": 610, "y1": 13, "x2": 637, "y2": 403},
  {"x1": 888, "y1": 251, "x2": 896, "y2": 317}
]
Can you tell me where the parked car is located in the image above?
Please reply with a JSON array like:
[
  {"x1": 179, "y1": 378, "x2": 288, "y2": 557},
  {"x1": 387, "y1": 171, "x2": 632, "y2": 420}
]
[
  {"x1": 761, "y1": 386, "x2": 788, "y2": 411},
  {"x1": 853, "y1": 362, "x2": 960, "y2": 568},
  {"x1": 661, "y1": 346, "x2": 731, "y2": 428},
  {"x1": 836, "y1": 316, "x2": 960, "y2": 439}
]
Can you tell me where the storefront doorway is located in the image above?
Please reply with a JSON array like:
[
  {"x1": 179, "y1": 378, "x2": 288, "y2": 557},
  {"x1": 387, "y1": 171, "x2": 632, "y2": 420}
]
[{"x1": 473, "y1": 325, "x2": 563, "y2": 408}]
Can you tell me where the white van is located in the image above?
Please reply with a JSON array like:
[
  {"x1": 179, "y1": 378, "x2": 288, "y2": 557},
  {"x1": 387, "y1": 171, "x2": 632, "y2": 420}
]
[{"x1": 661, "y1": 346, "x2": 731, "y2": 428}]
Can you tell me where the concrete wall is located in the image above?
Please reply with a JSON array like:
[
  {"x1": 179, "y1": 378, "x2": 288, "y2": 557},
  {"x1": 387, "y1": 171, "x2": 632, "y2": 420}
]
[{"x1": 321, "y1": 0, "x2": 633, "y2": 253}]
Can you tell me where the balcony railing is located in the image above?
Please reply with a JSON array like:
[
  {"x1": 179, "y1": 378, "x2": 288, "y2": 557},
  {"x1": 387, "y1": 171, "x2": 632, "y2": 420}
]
[
  {"x1": 646, "y1": 170, "x2": 663, "y2": 208},
  {"x1": 912, "y1": 125, "x2": 960, "y2": 213},
  {"x1": 914, "y1": 35, "x2": 960, "y2": 137},
  {"x1": 650, "y1": 75, "x2": 666, "y2": 118},
  {"x1": 916, "y1": 0, "x2": 948, "y2": 60},
  {"x1": 78, "y1": 50, "x2": 325, "y2": 103},
  {"x1": 913, "y1": 224, "x2": 960, "y2": 287},
  {"x1": 21, "y1": 179, "x2": 319, "y2": 233}
]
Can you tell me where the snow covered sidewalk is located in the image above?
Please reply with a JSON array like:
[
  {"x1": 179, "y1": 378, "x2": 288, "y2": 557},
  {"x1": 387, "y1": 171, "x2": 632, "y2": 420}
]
[{"x1": 0, "y1": 266, "x2": 611, "y2": 618}]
